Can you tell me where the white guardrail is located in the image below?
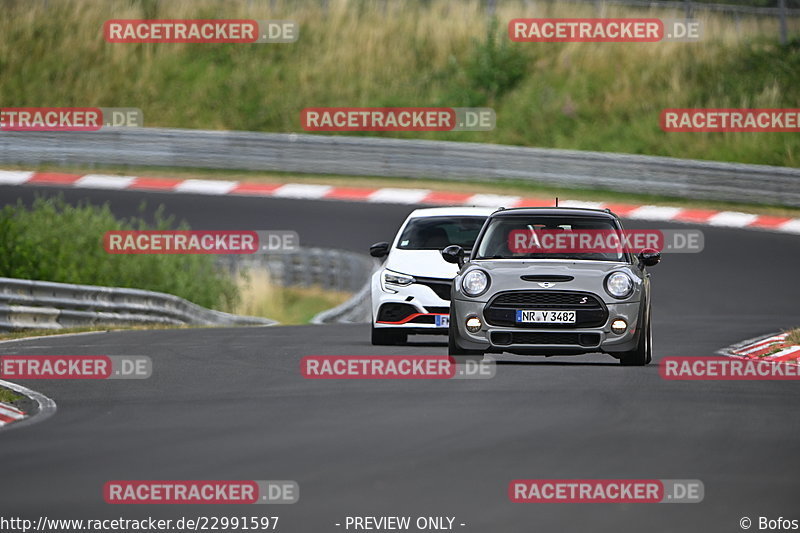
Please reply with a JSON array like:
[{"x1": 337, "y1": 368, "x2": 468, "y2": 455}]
[
  {"x1": 2, "y1": 127, "x2": 799, "y2": 207},
  {"x1": 218, "y1": 248, "x2": 374, "y2": 293},
  {"x1": 0, "y1": 249, "x2": 376, "y2": 331},
  {"x1": 0, "y1": 277, "x2": 275, "y2": 332}
]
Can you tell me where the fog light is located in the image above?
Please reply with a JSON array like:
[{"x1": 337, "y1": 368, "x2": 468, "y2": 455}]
[
  {"x1": 611, "y1": 319, "x2": 627, "y2": 334},
  {"x1": 465, "y1": 316, "x2": 482, "y2": 333}
]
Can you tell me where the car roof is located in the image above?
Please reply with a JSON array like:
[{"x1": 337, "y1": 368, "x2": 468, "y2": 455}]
[
  {"x1": 488, "y1": 207, "x2": 618, "y2": 219},
  {"x1": 407, "y1": 206, "x2": 498, "y2": 218}
]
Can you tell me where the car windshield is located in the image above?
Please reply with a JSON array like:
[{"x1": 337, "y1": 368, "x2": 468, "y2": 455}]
[
  {"x1": 397, "y1": 216, "x2": 486, "y2": 250},
  {"x1": 475, "y1": 215, "x2": 627, "y2": 262}
]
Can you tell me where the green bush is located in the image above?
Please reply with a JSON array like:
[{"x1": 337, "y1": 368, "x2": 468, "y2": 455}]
[
  {"x1": 445, "y1": 18, "x2": 529, "y2": 107},
  {"x1": 0, "y1": 196, "x2": 239, "y2": 311}
]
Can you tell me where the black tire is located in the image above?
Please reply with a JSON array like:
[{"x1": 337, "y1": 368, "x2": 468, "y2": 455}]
[
  {"x1": 371, "y1": 326, "x2": 407, "y2": 346},
  {"x1": 447, "y1": 310, "x2": 483, "y2": 361},
  {"x1": 619, "y1": 312, "x2": 651, "y2": 366}
]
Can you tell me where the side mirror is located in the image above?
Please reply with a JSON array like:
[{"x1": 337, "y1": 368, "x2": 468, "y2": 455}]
[
  {"x1": 638, "y1": 248, "x2": 661, "y2": 268},
  {"x1": 369, "y1": 242, "x2": 390, "y2": 258},
  {"x1": 441, "y1": 245, "x2": 465, "y2": 267}
]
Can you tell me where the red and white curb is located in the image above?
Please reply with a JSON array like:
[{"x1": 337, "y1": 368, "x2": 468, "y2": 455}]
[
  {"x1": 2, "y1": 169, "x2": 799, "y2": 234},
  {"x1": 720, "y1": 332, "x2": 800, "y2": 365},
  {"x1": 0, "y1": 401, "x2": 26, "y2": 427},
  {"x1": 0, "y1": 379, "x2": 57, "y2": 431}
]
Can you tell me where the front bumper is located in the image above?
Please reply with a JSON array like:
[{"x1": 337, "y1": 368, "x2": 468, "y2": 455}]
[
  {"x1": 371, "y1": 277, "x2": 451, "y2": 333},
  {"x1": 451, "y1": 296, "x2": 642, "y2": 355}
]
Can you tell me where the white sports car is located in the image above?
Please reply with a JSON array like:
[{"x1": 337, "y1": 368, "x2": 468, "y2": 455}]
[{"x1": 369, "y1": 207, "x2": 495, "y2": 345}]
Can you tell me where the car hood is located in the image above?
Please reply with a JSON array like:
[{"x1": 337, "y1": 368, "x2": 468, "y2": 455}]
[
  {"x1": 468, "y1": 260, "x2": 642, "y2": 303},
  {"x1": 474, "y1": 260, "x2": 629, "y2": 276},
  {"x1": 385, "y1": 250, "x2": 458, "y2": 279}
]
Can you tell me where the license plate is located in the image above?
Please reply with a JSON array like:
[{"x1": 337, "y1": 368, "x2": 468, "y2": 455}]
[
  {"x1": 515, "y1": 310, "x2": 576, "y2": 324},
  {"x1": 435, "y1": 315, "x2": 449, "y2": 327}
]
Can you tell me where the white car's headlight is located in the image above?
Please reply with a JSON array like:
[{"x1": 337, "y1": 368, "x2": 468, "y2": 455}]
[
  {"x1": 383, "y1": 270, "x2": 415, "y2": 287},
  {"x1": 461, "y1": 269, "x2": 490, "y2": 297},
  {"x1": 605, "y1": 272, "x2": 633, "y2": 299}
]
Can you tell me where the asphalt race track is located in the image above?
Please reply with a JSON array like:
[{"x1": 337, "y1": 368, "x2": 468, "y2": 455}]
[{"x1": 1, "y1": 184, "x2": 799, "y2": 532}]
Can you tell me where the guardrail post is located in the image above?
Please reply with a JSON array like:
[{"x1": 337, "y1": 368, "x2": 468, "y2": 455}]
[{"x1": 779, "y1": 0, "x2": 789, "y2": 44}]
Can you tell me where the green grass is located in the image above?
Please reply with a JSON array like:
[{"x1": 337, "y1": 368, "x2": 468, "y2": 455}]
[
  {"x1": 0, "y1": 195, "x2": 239, "y2": 311},
  {"x1": 0, "y1": 388, "x2": 21, "y2": 404},
  {"x1": 0, "y1": 187, "x2": 352, "y2": 327},
  {"x1": 1, "y1": 0, "x2": 799, "y2": 167}
]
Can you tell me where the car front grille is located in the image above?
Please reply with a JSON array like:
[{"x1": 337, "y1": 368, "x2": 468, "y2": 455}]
[
  {"x1": 484, "y1": 290, "x2": 607, "y2": 328},
  {"x1": 377, "y1": 303, "x2": 417, "y2": 322},
  {"x1": 490, "y1": 331, "x2": 601, "y2": 347},
  {"x1": 490, "y1": 291, "x2": 601, "y2": 307},
  {"x1": 413, "y1": 277, "x2": 451, "y2": 301}
]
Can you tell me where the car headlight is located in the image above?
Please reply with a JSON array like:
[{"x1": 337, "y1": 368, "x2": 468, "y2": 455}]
[
  {"x1": 461, "y1": 269, "x2": 490, "y2": 297},
  {"x1": 605, "y1": 272, "x2": 633, "y2": 299},
  {"x1": 383, "y1": 270, "x2": 415, "y2": 287}
]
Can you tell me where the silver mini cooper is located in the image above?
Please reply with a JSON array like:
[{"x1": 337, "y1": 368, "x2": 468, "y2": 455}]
[{"x1": 442, "y1": 207, "x2": 661, "y2": 366}]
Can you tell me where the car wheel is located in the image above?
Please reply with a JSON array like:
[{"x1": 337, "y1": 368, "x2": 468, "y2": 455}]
[
  {"x1": 619, "y1": 312, "x2": 651, "y2": 366},
  {"x1": 448, "y1": 310, "x2": 483, "y2": 361},
  {"x1": 371, "y1": 326, "x2": 407, "y2": 346}
]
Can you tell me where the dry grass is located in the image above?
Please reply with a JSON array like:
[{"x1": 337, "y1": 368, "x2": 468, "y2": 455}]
[
  {"x1": 234, "y1": 269, "x2": 351, "y2": 324},
  {"x1": 786, "y1": 328, "x2": 800, "y2": 346}
]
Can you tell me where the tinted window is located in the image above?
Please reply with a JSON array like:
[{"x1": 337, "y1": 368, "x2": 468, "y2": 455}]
[
  {"x1": 397, "y1": 216, "x2": 486, "y2": 250},
  {"x1": 475, "y1": 216, "x2": 626, "y2": 262}
]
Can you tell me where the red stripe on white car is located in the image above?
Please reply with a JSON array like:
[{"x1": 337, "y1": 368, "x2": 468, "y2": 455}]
[{"x1": 377, "y1": 313, "x2": 448, "y2": 325}]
